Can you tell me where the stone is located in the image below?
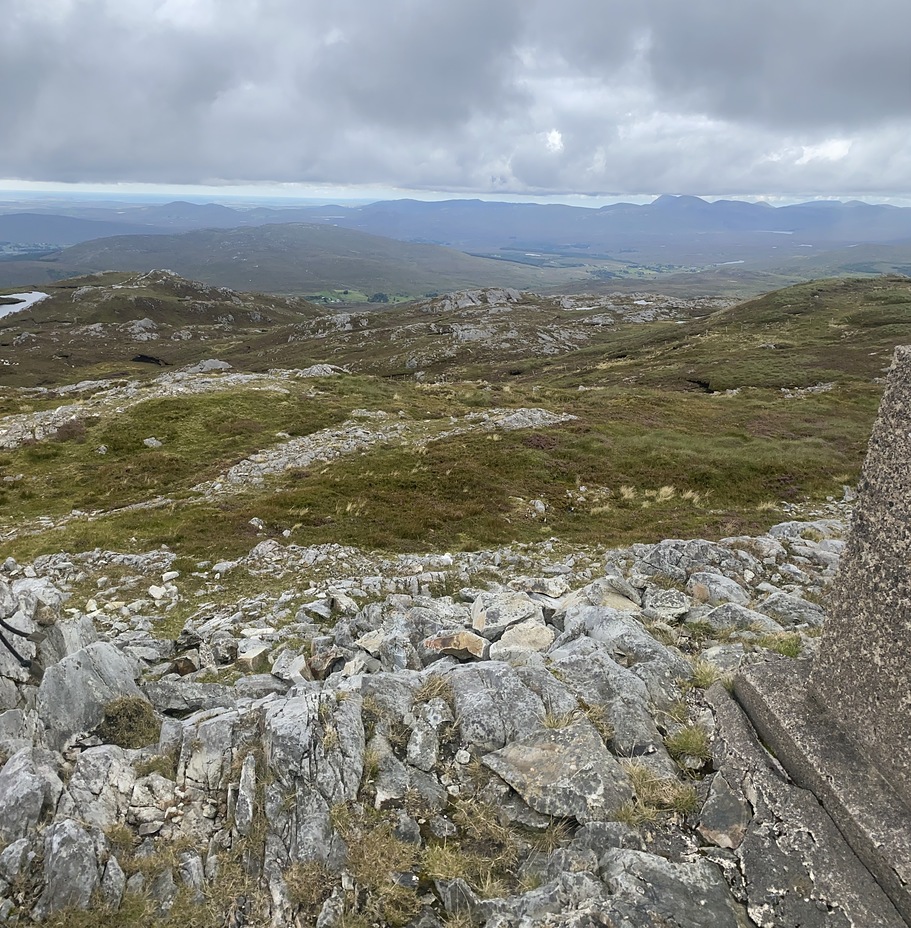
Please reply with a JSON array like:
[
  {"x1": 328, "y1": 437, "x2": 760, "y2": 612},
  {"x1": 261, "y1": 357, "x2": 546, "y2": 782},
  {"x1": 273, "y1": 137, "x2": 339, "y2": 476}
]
[
  {"x1": 470, "y1": 590, "x2": 543, "y2": 640},
  {"x1": 643, "y1": 587, "x2": 691, "y2": 620},
  {"x1": 422, "y1": 629, "x2": 489, "y2": 661},
  {"x1": 482, "y1": 722, "x2": 634, "y2": 823},
  {"x1": 697, "y1": 603, "x2": 782, "y2": 634},
  {"x1": 708, "y1": 684, "x2": 906, "y2": 928},
  {"x1": 101, "y1": 856, "x2": 127, "y2": 908},
  {"x1": 447, "y1": 662, "x2": 546, "y2": 753},
  {"x1": 234, "y1": 752, "x2": 256, "y2": 837},
  {"x1": 698, "y1": 773, "x2": 752, "y2": 850},
  {"x1": 37, "y1": 641, "x2": 142, "y2": 750},
  {"x1": 0, "y1": 750, "x2": 61, "y2": 842},
  {"x1": 236, "y1": 638, "x2": 271, "y2": 672},
  {"x1": 755, "y1": 591, "x2": 826, "y2": 627},
  {"x1": 687, "y1": 570, "x2": 750, "y2": 607},
  {"x1": 33, "y1": 819, "x2": 100, "y2": 920},
  {"x1": 488, "y1": 619, "x2": 554, "y2": 661},
  {"x1": 599, "y1": 848, "x2": 750, "y2": 927},
  {"x1": 547, "y1": 636, "x2": 676, "y2": 776},
  {"x1": 67, "y1": 745, "x2": 136, "y2": 828},
  {"x1": 143, "y1": 679, "x2": 237, "y2": 714},
  {"x1": 563, "y1": 606, "x2": 691, "y2": 709}
]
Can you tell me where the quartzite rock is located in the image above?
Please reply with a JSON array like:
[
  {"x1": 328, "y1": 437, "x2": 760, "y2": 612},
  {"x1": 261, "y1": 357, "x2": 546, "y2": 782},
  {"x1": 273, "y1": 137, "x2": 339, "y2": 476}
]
[{"x1": 482, "y1": 721, "x2": 633, "y2": 823}]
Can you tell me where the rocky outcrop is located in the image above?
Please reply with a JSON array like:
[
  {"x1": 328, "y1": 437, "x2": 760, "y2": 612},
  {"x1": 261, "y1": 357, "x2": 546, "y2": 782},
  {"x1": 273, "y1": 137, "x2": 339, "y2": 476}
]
[{"x1": 0, "y1": 512, "x2": 870, "y2": 926}]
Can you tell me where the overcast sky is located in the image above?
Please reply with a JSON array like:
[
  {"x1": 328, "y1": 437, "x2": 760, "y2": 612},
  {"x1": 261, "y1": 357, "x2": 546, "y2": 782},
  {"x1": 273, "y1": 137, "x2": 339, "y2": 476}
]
[{"x1": 3, "y1": 0, "x2": 910, "y2": 200}]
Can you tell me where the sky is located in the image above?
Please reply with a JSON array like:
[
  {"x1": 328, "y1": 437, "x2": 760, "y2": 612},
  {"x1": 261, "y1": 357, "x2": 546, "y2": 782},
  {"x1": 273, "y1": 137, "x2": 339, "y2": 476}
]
[{"x1": 2, "y1": 0, "x2": 911, "y2": 203}]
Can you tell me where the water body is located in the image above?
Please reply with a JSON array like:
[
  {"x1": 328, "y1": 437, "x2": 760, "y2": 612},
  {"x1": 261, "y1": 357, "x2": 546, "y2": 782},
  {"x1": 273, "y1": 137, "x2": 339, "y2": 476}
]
[{"x1": 0, "y1": 291, "x2": 49, "y2": 320}]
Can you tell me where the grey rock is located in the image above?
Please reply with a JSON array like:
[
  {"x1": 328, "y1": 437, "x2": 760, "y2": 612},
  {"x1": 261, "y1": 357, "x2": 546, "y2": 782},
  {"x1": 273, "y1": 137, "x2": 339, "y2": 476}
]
[
  {"x1": 563, "y1": 605, "x2": 690, "y2": 708},
  {"x1": 147, "y1": 866, "x2": 178, "y2": 917},
  {"x1": 570, "y1": 820, "x2": 645, "y2": 854},
  {"x1": 483, "y1": 721, "x2": 633, "y2": 822},
  {"x1": 756, "y1": 592, "x2": 826, "y2": 627},
  {"x1": 0, "y1": 749, "x2": 62, "y2": 842},
  {"x1": 643, "y1": 587, "x2": 691, "y2": 619},
  {"x1": 698, "y1": 772, "x2": 752, "y2": 849},
  {"x1": 33, "y1": 819, "x2": 100, "y2": 920},
  {"x1": 143, "y1": 679, "x2": 237, "y2": 714},
  {"x1": 38, "y1": 614, "x2": 98, "y2": 668},
  {"x1": 698, "y1": 603, "x2": 783, "y2": 633},
  {"x1": 101, "y1": 855, "x2": 127, "y2": 908},
  {"x1": 708, "y1": 683, "x2": 907, "y2": 928},
  {"x1": 0, "y1": 838, "x2": 32, "y2": 884},
  {"x1": 67, "y1": 745, "x2": 136, "y2": 828},
  {"x1": 263, "y1": 691, "x2": 364, "y2": 865},
  {"x1": 687, "y1": 570, "x2": 750, "y2": 607},
  {"x1": 547, "y1": 636, "x2": 676, "y2": 775},
  {"x1": 234, "y1": 752, "x2": 257, "y2": 837},
  {"x1": 599, "y1": 848, "x2": 750, "y2": 927},
  {"x1": 37, "y1": 641, "x2": 142, "y2": 750},
  {"x1": 471, "y1": 590, "x2": 543, "y2": 640},
  {"x1": 446, "y1": 662, "x2": 545, "y2": 753},
  {"x1": 488, "y1": 619, "x2": 554, "y2": 662}
]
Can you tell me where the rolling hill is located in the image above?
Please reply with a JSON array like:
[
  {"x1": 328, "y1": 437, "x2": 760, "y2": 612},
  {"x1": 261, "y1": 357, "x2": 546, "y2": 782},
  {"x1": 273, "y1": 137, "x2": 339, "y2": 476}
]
[{"x1": 0, "y1": 223, "x2": 581, "y2": 297}]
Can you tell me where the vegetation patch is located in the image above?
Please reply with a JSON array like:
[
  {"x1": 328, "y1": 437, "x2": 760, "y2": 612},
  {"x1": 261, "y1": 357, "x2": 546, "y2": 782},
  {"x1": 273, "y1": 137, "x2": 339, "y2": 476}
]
[{"x1": 95, "y1": 696, "x2": 161, "y2": 749}]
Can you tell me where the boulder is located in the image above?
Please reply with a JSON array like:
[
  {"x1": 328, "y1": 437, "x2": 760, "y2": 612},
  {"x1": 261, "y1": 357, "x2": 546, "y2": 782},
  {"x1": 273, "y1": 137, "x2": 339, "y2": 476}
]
[
  {"x1": 756, "y1": 592, "x2": 826, "y2": 627},
  {"x1": 32, "y1": 819, "x2": 101, "y2": 921},
  {"x1": 0, "y1": 749, "x2": 62, "y2": 843},
  {"x1": 483, "y1": 722, "x2": 634, "y2": 822},
  {"x1": 599, "y1": 848, "x2": 750, "y2": 927},
  {"x1": 687, "y1": 571, "x2": 750, "y2": 607},
  {"x1": 471, "y1": 591, "x2": 543, "y2": 640},
  {"x1": 37, "y1": 642, "x2": 143, "y2": 750}
]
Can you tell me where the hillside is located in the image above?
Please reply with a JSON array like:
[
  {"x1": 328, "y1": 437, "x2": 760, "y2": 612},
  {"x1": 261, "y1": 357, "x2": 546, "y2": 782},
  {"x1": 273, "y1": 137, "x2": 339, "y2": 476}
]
[
  {"x1": 0, "y1": 223, "x2": 581, "y2": 298},
  {"x1": 2, "y1": 272, "x2": 908, "y2": 556},
  {"x1": 0, "y1": 272, "x2": 908, "y2": 926},
  {"x1": 2, "y1": 196, "x2": 910, "y2": 299}
]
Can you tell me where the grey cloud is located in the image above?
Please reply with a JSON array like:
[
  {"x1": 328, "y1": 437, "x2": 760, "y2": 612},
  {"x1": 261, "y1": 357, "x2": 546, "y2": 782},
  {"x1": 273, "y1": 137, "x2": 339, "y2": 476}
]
[{"x1": 1, "y1": 0, "x2": 910, "y2": 195}]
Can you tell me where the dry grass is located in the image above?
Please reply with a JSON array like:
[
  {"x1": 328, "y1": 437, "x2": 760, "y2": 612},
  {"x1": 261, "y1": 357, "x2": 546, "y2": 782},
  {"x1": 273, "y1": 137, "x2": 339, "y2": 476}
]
[
  {"x1": 615, "y1": 761, "x2": 700, "y2": 825},
  {"x1": 664, "y1": 724, "x2": 711, "y2": 765},
  {"x1": 413, "y1": 674, "x2": 455, "y2": 707},
  {"x1": 95, "y1": 697, "x2": 161, "y2": 749}
]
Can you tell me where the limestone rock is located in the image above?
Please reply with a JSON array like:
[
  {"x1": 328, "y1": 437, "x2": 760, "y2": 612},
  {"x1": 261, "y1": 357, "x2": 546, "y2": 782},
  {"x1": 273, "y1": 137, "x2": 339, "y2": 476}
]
[
  {"x1": 756, "y1": 592, "x2": 826, "y2": 627},
  {"x1": 37, "y1": 641, "x2": 143, "y2": 750},
  {"x1": 67, "y1": 745, "x2": 136, "y2": 829},
  {"x1": 599, "y1": 848, "x2": 751, "y2": 927},
  {"x1": 471, "y1": 590, "x2": 543, "y2": 640},
  {"x1": 0, "y1": 749, "x2": 62, "y2": 843},
  {"x1": 423, "y1": 629, "x2": 489, "y2": 661},
  {"x1": 687, "y1": 570, "x2": 750, "y2": 607},
  {"x1": 488, "y1": 619, "x2": 555, "y2": 662},
  {"x1": 33, "y1": 819, "x2": 101, "y2": 921}
]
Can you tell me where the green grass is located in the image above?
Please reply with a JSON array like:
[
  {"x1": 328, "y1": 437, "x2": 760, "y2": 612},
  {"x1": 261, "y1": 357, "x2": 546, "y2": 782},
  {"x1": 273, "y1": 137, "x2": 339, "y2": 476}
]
[{"x1": 1, "y1": 275, "x2": 909, "y2": 564}]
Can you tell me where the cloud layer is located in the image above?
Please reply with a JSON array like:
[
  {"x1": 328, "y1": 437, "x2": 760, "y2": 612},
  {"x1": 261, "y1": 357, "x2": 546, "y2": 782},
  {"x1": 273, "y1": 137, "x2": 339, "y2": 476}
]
[{"x1": 3, "y1": 0, "x2": 910, "y2": 195}]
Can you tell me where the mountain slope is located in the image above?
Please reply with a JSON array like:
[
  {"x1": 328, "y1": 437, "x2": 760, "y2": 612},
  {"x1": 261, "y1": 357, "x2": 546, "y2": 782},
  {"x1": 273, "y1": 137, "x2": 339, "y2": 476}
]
[{"x1": 0, "y1": 223, "x2": 580, "y2": 296}]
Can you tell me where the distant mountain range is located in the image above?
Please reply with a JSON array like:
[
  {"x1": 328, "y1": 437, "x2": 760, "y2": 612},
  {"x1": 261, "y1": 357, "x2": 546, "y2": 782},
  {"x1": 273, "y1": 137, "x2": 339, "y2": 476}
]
[
  {"x1": 0, "y1": 195, "x2": 908, "y2": 297},
  {"x1": 5, "y1": 195, "x2": 911, "y2": 249}
]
